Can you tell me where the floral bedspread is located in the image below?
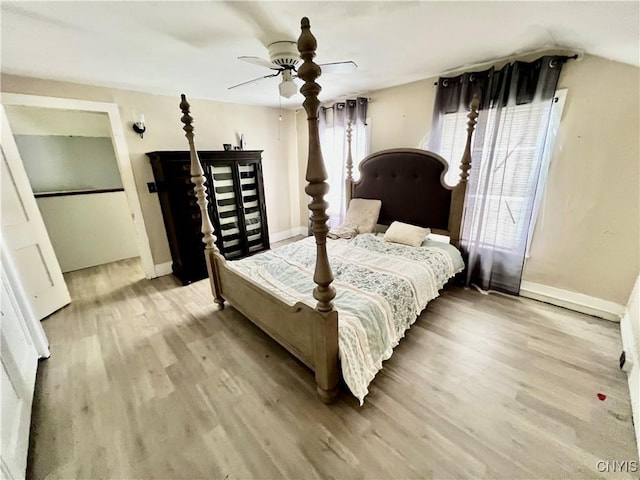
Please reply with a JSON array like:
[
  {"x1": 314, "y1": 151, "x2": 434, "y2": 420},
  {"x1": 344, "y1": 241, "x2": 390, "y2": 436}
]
[{"x1": 227, "y1": 233, "x2": 464, "y2": 404}]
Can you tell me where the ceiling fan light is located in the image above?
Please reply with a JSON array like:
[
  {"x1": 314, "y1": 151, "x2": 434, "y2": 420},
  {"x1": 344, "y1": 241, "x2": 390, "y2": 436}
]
[{"x1": 279, "y1": 78, "x2": 297, "y2": 98}]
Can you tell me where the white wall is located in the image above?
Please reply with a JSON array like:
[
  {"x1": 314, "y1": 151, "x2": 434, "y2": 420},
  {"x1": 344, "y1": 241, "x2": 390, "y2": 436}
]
[
  {"x1": 522, "y1": 56, "x2": 639, "y2": 307},
  {"x1": 620, "y1": 275, "x2": 640, "y2": 460},
  {"x1": 36, "y1": 192, "x2": 139, "y2": 272},
  {"x1": 14, "y1": 135, "x2": 123, "y2": 192},
  {"x1": 3, "y1": 105, "x2": 112, "y2": 137}
]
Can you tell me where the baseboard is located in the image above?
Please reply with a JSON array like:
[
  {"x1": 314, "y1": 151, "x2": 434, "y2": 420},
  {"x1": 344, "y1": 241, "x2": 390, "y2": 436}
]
[
  {"x1": 620, "y1": 310, "x2": 640, "y2": 461},
  {"x1": 520, "y1": 281, "x2": 625, "y2": 322},
  {"x1": 270, "y1": 227, "x2": 307, "y2": 243},
  {"x1": 154, "y1": 261, "x2": 173, "y2": 277},
  {"x1": 154, "y1": 229, "x2": 307, "y2": 276},
  {"x1": 294, "y1": 226, "x2": 308, "y2": 236},
  {"x1": 620, "y1": 313, "x2": 638, "y2": 378},
  {"x1": 621, "y1": 313, "x2": 638, "y2": 359}
]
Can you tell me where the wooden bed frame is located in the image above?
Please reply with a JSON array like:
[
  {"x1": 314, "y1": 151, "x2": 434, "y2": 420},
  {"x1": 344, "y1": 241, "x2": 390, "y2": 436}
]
[{"x1": 179, "y1": 17, "x2": 479, "y2": 403}]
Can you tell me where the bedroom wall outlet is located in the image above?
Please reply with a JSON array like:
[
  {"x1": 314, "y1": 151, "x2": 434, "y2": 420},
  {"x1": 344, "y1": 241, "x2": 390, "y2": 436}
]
[
  {"x1": 147, "y1": 182, "x2": 157, "y2": 193},
  {"x1": 620, "y1": 351, "x2": 633, "y2": 372}
]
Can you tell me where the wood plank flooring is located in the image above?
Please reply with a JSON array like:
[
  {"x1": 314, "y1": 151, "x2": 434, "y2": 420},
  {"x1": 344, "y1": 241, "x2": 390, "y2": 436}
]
[{"x1": 28, "y1": 257, "x2": 638, "y2": 479}]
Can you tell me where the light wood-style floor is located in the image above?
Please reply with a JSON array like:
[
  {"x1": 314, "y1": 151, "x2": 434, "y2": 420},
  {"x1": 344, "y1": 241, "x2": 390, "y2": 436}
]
[{"x1": 28, "y1": 256, "x2": 638, "y2": 479}]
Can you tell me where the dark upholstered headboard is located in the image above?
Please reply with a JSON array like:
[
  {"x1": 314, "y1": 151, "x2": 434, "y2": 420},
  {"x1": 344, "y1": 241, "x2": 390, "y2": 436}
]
[
  {"x1": 344, "y1": 102, "x2": 477, "y2": 247},
  {"x1": 350, "y1": 148, "x2": 455, "y2": 235}
]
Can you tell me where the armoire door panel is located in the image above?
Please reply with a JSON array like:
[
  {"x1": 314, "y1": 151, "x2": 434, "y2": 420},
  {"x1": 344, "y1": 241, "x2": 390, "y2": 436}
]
[{"x1": 148, "y1": 150, "x2": 270, "y2": 285}]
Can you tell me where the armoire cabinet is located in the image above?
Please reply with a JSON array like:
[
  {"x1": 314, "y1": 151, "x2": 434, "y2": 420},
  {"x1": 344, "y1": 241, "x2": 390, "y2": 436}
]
[{"x1": 147, "y1": 150, "x2": 270, "y2": 285}]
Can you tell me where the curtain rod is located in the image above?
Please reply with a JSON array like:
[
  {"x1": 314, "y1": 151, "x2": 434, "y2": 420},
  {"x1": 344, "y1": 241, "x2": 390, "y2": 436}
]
[
  {"x1": 432, "y1": 49, "x2": 581, "y2": 85},
  {"x1": 322, "y1": 96, "x2": 373, "y2": 106},
  {"x1": 295, "y1": 97, "x2": 373, "y2": 113}
]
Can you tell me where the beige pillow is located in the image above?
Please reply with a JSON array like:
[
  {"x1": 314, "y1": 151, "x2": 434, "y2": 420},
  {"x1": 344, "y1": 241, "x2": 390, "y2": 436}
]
[
  {"x1": 384, "y1": 221, "x2": 431, "y2": 247},
  {"x1": 344, "y1": 198, "x2": 382, "y2": 233}
]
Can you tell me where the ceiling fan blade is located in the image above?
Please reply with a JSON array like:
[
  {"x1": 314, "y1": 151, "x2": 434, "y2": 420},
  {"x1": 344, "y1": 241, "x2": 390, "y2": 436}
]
[
  {"x1": 228, "y1": 72, "x2": 281, "y2": 90},
  {"x1": 319, "y1": 61, "x2": 358, "y2": 75},
  {"x1": 238, "y1": 56, "x2": 278, "y2": 70}
]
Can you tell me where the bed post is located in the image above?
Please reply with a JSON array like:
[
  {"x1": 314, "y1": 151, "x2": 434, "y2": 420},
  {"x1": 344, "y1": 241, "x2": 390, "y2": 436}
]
[
  {"x1": 345, "y1": 121, "x2": 354, "y2": 207},
  {"x1": 448, "y1": 96, "x2": 479, "y2": 247},
  {"x1": 297, "y1": 17, "x2": 339, "y2": 403},
  {"x1": 179, "y1": 94, "x2": 225, "y2": 309}
]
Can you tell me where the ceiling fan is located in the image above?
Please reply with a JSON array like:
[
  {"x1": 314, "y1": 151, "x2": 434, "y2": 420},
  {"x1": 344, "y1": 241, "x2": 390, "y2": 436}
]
[{"x1": 229, "y1": 41, "x2": 357, "y2": 98}]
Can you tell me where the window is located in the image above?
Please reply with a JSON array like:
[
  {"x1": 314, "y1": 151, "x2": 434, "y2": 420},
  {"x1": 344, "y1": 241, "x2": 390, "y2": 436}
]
[
  {"x1": 434, "y1": 89, "x2": 566, "y2": 253},
  {"x1": 320, "y1": 118, "x2": 370, "y2": 225}
]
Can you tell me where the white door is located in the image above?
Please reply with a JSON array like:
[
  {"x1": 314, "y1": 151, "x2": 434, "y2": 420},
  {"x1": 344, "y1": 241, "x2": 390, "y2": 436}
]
[
  {"x1": 1, "y1": 107, "x2": 70, "y2": 319},
  {"x1": 0, "y1": 266, "x2": 40, "y2": 479}
]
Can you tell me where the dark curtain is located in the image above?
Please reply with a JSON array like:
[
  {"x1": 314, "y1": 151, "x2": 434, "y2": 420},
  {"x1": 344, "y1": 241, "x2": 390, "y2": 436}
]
[{"x1": 428, "y1": 56, "x2": 569, "y2": 294}]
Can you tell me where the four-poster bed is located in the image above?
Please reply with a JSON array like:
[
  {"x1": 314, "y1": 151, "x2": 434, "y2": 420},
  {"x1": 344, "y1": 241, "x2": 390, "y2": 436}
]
[{"x1": 179, "y1": 17, "x2": 479, "y2": 403}]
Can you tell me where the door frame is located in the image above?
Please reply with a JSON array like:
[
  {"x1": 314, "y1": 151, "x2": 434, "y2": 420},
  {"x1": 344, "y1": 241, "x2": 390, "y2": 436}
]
[{"x1": 1, "y1": 93, "x2": 156, "y2": 278}]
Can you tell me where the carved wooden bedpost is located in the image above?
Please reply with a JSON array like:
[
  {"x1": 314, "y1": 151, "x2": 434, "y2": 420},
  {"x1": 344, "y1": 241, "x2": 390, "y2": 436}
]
[
  {"x1": 297, "y1": 18, "x2": 335, "y2": 312},
  {"x1": 179, "y1": 94, "x2": 225, "y2": 309},
  {"x1": 298, "y1": 17, "x2": 339, "y2": 404},
  {"x1": 345, "y1": 121, "x2": 354, "y2": 207},
  {"x1": 448, "y1": 96, "x2": 479, "y2": 247}
]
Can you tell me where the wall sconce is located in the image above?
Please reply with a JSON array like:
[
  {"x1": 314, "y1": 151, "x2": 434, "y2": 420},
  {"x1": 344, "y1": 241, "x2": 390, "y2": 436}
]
[{"x1": 132, "y1": 114, "x2": 146, "y2": 138}]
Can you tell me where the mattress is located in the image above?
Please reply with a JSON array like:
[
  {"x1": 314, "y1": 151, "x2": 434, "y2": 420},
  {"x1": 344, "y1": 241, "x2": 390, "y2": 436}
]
[{"x1": 227, "y1": 233, "x2": 464, "y2": 404}]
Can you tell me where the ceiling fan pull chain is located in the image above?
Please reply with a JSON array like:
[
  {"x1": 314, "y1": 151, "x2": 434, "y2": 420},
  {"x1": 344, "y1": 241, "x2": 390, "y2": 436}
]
[{"x1": 278, "y1": 95, "x2": 282, "y2": 140}]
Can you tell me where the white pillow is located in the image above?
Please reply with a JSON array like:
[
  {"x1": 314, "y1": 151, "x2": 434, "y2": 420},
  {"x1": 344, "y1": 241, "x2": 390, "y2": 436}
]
[
  {"x1": 344, "y1": 198, "x2": 382, "y2": 234},
  {"x1": 384, "y1": 221, "x2": 431, "y2": 247}
]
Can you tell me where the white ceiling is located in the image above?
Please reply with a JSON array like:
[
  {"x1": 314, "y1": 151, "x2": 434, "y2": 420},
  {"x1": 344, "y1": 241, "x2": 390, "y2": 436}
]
[{"x1": 2, "y1": 1, "x2": 638, "y2": 109}]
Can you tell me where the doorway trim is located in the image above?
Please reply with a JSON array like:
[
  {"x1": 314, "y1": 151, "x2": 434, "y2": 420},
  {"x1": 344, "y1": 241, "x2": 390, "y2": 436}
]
[{"x1": 1, "y1": 93, "x2": 156, "y2": 278}]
